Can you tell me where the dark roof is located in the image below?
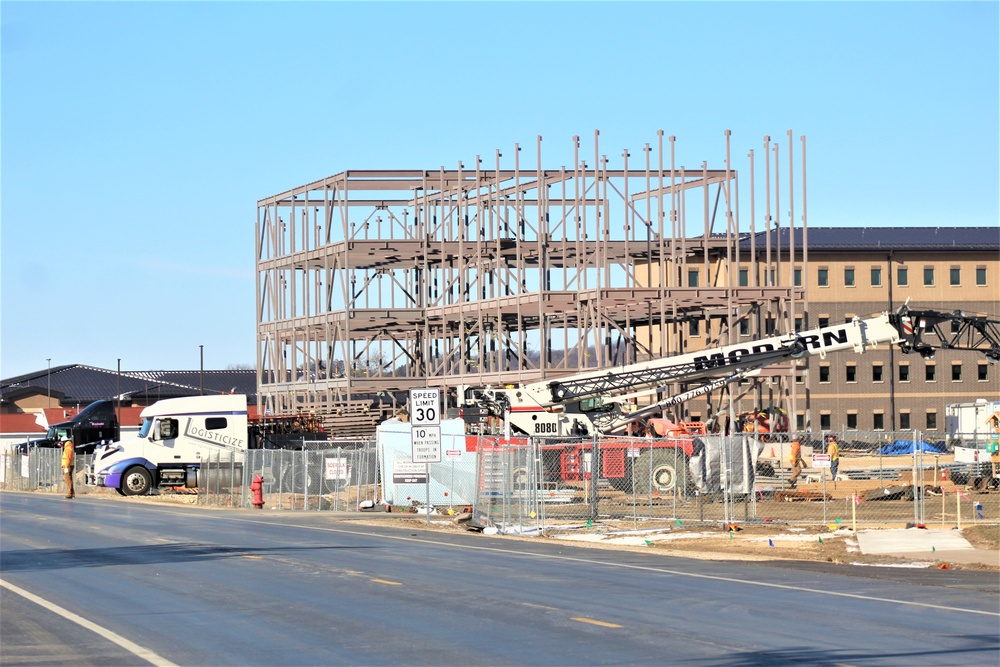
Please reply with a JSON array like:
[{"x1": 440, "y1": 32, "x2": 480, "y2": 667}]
[
  {"x1": 1, "y1": 364, "x2": 257, "y2": 407},
  {"x1": 739, "y1": 227, "x2": 999, "y2": 252}
]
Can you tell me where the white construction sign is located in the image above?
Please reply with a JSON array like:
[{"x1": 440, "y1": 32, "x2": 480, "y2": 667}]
[
  {"x1": 409, "y1": 388, "x2": 442, "y2": 463},
  {"x1": 409, "y1": 388, "x2": 441, "y2": 426},
  {"x1": 411, "y1": 425, "x2": 442, "y2": 463},
  {"x1": 812, "y1": 453, "x2": 832, "y2": 468}
]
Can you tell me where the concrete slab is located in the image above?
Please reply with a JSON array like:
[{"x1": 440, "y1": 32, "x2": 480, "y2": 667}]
[{"x1": 856, "y1": 528, "x2": 972, "y2": 555}]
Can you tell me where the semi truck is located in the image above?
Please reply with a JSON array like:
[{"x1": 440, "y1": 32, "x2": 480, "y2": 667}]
[
  {"x1": 87, "y1": 394, "x2": 325, "y2": 495},
  {"x1": 18, "y1": 400, "x2": 120, "y2": 454},
  {"x1": 459, "y1": 304, "x2": 1000, "y2": 494}
]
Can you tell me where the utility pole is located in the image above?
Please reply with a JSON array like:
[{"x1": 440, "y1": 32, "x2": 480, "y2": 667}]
[
  {"x1": 117, "y1": 359, "x2": 122, "y2": 424},
  {"x1": 200, "y1": 345, "x2": 204, "y2": 395},
  {"x1": 887, "y1": 253, "x2": 896, "y2": 431},
  {"x1": 46, "y1": 358, "x2": 51, "y2": 408}
]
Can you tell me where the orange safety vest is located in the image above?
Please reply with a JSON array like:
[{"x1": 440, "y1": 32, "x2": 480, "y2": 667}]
[{"x1": 789, "y1": 441, "x2": 801, "y2": 465}]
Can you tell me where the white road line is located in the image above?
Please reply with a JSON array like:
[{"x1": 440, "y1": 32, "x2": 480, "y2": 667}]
[
  {"x1": 135, "y1": 507, "x2": 1000, "y2": 618},
  {"x1": 0, "y1": 578, "x2": 179, "y2": 667}
]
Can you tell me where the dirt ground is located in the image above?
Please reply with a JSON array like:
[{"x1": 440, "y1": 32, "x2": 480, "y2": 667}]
[{"x1": 342, "y1": 511, "x2": 1000, "y2": 572}]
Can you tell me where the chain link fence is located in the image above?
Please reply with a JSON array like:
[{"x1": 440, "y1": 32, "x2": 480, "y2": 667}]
[
  {"x1": 3, "y1": 430, "x2": 997, "y2": 532},
  {"x1": 469, "y1": 430, "x2": 1000, "y2": 533}
]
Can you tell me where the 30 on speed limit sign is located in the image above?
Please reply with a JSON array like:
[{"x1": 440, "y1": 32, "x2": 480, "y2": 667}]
[{"x1": 409, "y1": 388, "x2": 441, "y2": 426}]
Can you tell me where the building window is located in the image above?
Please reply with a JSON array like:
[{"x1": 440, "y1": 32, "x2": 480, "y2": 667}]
[
  {"x1": 873, "y1": 413, "x2": 884, "y2": 431},
  {"x1": 846, "y1": 365, "x2": 857, "y2": 383},
  {"x1": 926, "y1": 411, "x2": 937, "y2": 430},
  {"x1": 899, "y1": 364, "x2": 910, "y2": 382},
  {"x1": 818, "y1": 316, "x2": 829, "y2": 328},
  {"x1": 979, "y1": 363, "x2": 989, "y2": 382},
  {"x1": 872, "y1": 363, "x2": 884, "y2": 383},
  {"x1": 844, "y1": 267, "x2": 856, "y2": 287},
  {"x1": 976, "y1": 266, "x2": 987, "y2": 286},
  {"x1": 739, "y1": 319, "x2": 750, "y2": 336},
  {"x1": 926, "y1": 364, "x2": 936, "y2": 382},
  {"x1": 819, "y1": 365, "x2": 831, "y2": 383},
  {"x1": 739, "y1": 268, "x2": 749, "y2": 287},
  {"x1": 844, "y1": 313, "x2": 855, "y2": 324},
  {"x1": 950, "y1": 319, "x2": 961, "y2": 334},
  {"x1": 950, "y1": 267, "x2": 961, "y2": 286},
  {"x1": 796, "y1": 413, "x2": 805, "y2": 430},
  {"x1": 765, "y1": 317, "x2": 776, "y2": 335},
  {"x1": 951, "y1": 363, "x2": 962, "y2": 382},
  {"x1": 846, "y1": 413, "x2": 858, "y2": 430},
  {"x1": 689, "y1": 319, "x2": 701, "y2": 336},
  {"x1": 690, "y1": 413, "x2": 701, "y2": 423},
  {"x1": 820, "y1": 413, "x2": 831, "y2": 430},
  {"x1": 794, "y1": 268, "x2": 802, "y2": 287},
  {"x1": 897, "y1": 266, "x2": 908, "y2": 286},
  {"x1": 796, "y1": 373, "x2": 804, "y2": 385},
  {"x1": 818, "y1": 268, "x2": 829, "y2": 287},
  {"x1": 871, "y1": 267, "x2": 882, "y2": 287},
  {"x1": 900, "y1": 412, "x2": 911, "y2": 430},
  {"x1": 688, "y1": 269, "x2": 699, "y2": 287},
  {"x1": 794, "y1": 316, "x2": 803, "y2": 332},
  {"x1": 924, "y1": 266, "x2": 934, "y2": 286}
]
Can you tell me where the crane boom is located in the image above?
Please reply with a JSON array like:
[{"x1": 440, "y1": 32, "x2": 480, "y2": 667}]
[{"x1": 461, "y1": 305, "x2": 1000, "y2": 437}]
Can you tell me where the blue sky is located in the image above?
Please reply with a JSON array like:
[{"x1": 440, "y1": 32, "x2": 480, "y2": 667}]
[{"x1": 2, "y1": 1, "x2": 997, "y2": 379}]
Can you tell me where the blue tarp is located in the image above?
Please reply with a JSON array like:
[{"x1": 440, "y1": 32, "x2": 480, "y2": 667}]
[{"x1": 876, "y1": 439, "x2": 948, "y2": 455}]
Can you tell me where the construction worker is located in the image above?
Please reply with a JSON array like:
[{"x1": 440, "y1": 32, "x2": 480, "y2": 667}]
[
  {"x1": 61, "y1": 438, "x2": 76, "y2": 499},
  {"x1": 826, "y1": 434, "x2": 840, "y2": 481},
  {"x1": 788, "y1": 439, "x2": 804, "y2": 489}
]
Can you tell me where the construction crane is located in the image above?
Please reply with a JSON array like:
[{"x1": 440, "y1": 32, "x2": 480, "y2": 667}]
[{"x1": 464, "y1": 304, "x2": 999, "y2": 438}]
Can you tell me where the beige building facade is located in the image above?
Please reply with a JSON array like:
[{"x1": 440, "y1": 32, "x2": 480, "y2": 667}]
[{"x1": 755, "y1": 228, "x2": 999, "y2": 435}]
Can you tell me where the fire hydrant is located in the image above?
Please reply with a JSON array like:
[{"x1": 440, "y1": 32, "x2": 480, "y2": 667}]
[{"x1": 250, "y1": 474, "x2": 264, "y2": 509}]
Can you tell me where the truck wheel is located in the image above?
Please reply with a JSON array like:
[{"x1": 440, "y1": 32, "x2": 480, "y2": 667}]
[
  {"x1": 283, "y1": 465, "x2": 321, "y2": 494},
  {"x1": 121, "y1": 466, "x2": 152, "y2": 496},
  {"x1": 608, "y1": 472, "x2": 633, "y2": 492},
  {"x1": 633, "y1": 451, "x2": 687, "y2": 495},
  {"x1": 511, "y1": 465, "x2": 530, "y2": 489}
]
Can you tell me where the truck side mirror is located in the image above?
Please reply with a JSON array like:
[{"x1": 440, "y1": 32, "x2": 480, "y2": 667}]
[{"x1": 160, "y1": 419, "x2": 176, "y2": 439}]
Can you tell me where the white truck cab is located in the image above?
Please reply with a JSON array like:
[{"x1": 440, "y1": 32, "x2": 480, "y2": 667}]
[{"x1": 88, "y1": 394, "x2": 249, "y2": 495}]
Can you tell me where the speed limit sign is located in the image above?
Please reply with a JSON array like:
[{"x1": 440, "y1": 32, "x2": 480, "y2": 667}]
[{"x1": 409, "y1": 388, "x2": 441, "y2": 426}]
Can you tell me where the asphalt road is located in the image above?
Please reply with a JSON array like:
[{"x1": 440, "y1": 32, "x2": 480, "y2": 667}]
[{"x1": 1, "y1": 492, "x2": 998, "y2": 666}]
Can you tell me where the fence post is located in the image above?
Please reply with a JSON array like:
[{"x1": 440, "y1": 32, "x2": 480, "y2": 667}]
[{"x1": 912, "y1": 429, "x2": 920, "y2": 526}]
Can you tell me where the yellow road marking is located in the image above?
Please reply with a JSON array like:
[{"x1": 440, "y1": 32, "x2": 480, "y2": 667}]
[
  {"x1": 571, "y1": 617, "x2": 622, "y2": 628},
  {"x1": 371, "y1": 578, "x2": 402, "y2": 586},
  {"x1": 243, "y1": 555, "x2": 262, "y2": 559}
]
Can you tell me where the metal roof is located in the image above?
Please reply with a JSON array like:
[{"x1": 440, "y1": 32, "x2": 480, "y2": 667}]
[
  {"x1": 1, "y1": 365, "x2": 257, "y2": 407},
  {"x1": 739, "y1": 227, "x2": 999, "y2": 252}
]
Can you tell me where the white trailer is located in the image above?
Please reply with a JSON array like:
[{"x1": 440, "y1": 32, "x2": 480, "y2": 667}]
[{"x1": 946, "y1": 399, "x2": 1000, "y2": 446}]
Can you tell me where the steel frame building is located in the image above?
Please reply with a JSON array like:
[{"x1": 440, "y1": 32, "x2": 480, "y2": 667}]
[{"x1": 256, "y1": 130, "x2": 808, "y2": 431}]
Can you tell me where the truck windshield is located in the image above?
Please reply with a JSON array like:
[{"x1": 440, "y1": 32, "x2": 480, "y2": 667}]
[{"x1": 138, "y1": 418, "x2": 153, "y2": 438}]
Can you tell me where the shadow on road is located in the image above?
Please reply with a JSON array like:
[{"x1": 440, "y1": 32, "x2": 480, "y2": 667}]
[
  {"x1": 704, "y1": 637, "x2": 1000, "y2": 666},
  {"x1": 0, "y1": 542, "x2": 377, "y2": 572}
]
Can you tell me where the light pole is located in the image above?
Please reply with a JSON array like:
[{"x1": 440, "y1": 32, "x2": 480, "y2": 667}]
[
  {"x1": 117, "y1": 359, "x2": 122, "y2": 423},
  {"x1": 200, "y1": 345, "x2": 204, "y2": 395},
  {"x1": 46, "y1": 358, "x2": 51, "y2": 408}
]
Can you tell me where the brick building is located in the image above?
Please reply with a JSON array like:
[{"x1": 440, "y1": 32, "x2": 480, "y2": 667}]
[{"x1": 755, "y1": 227, "x2": 999, "y2": 434}]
